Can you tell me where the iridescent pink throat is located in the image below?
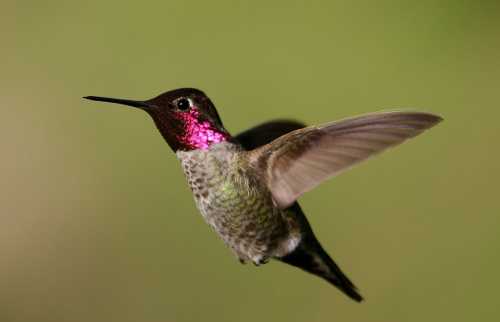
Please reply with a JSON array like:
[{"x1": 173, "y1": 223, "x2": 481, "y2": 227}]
[{"x1": 177, "y1": 109, "x2": 230, "y2": 150}]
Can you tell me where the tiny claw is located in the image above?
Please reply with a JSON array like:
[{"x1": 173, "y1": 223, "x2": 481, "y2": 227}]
[{"x1": 252, "y1": 257, "x2": 269, "y2": 266}]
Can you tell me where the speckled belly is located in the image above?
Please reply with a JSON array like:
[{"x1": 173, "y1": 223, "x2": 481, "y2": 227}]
[{"x1": 176, "y1": 143, "x2": 295, "y2": 264}]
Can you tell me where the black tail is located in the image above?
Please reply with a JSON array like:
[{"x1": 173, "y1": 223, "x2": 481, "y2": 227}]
[
  {"x1": 279, "y1": 202, "x2": 363, "y2": 301},
  {"x1": 280, "y1": 242, "x2": 363, "y2": 302}
]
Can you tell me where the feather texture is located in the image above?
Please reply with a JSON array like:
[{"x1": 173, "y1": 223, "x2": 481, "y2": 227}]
[{"x1": 250, "y1": 111, "x2": 443, "y2": 208}]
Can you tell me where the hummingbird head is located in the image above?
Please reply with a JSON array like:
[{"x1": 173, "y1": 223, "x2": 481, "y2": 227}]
[{"x1": 85, "y1": 88, "x2": 231, "y2": 151}]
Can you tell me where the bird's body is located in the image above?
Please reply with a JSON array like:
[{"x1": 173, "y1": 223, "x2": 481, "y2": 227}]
[
  {"x1": 85, "y1": 87, "x2": 442, "y2": 302},
  {"x1": 177, "y1": 141, "x2": 299, "y2": 264},
  {"x1": 177, "y1": 139, "x2": 363, "y2": 301}
]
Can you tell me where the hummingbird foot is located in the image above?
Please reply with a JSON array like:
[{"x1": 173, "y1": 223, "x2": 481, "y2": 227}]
[{"x1": 252, "y1": 257, "x2": 269, "y2": 266}]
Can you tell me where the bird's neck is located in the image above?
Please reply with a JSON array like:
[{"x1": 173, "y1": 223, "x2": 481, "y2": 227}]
[
  {"x1": 180, "y1": 115, "x2": 231, "y2": 150},
  {"x1": 151, "y1": 109, "x2": 231, "y2": 152}
]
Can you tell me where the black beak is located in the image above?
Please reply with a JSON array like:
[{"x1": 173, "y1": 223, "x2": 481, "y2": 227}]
[{"x1": 83, "y1": 96, "x2": 154, "y2": 110}]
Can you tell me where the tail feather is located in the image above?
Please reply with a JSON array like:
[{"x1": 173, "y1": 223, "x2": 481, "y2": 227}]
[
  {"x1": 279, "y1": 202, "x2": 363, "y2": 302},
  {"x1": 280, "y1": 243, "x2": 363, "y2": 302},
  {"x1": 320, "y1": 250, "x2": 363, "y2": 302}
]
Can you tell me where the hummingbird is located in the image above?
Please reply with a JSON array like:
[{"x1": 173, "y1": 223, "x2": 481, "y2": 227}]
[{"x1": 85, "y1": 88, "x2": 442, "y2": 302}]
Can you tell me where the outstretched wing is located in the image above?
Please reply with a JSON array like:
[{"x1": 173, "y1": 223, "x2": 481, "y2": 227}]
[
  {"x1": 234, "y1": 119, "x2": 306, "y2": 150},
  {"x1": 250, "y1": 111, "x2": 443, "y2": 209}
]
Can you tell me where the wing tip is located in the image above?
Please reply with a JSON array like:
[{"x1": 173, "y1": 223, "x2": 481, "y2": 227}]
[
  {"x1": 372, "y1": 111, "x2": 444, "y2": 131},
  {"x1": 405, "y1": 111, "x2": 443, "y2": 124},
  {"x1": 378, "y1": 110, "x2": 443, "y2": 122},
  {"x1": 426, "y1": 112, "x2": 444, "y2": 125},
  {"x1": 402, "y1": 112, "x2": 443, "y2": 131}
]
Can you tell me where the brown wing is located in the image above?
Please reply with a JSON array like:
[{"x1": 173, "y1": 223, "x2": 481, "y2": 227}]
[{"x1": 250, "y1": 111, "x2": 443, "y2": 209}]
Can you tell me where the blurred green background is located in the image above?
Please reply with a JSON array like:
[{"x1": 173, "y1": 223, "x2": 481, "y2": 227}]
[{"x1": 2, "y1": 1, "x2": 500, "y2": 321}]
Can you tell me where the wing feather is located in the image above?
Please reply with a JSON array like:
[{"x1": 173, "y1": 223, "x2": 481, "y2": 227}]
[{"x1": 250, "y1": 111, "x2": 443, "y2": 208}]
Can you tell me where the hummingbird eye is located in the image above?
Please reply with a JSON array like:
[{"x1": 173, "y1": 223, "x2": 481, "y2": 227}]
[{"x1": 176, "y1": 98, "x2": 191, "y2": 111}]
